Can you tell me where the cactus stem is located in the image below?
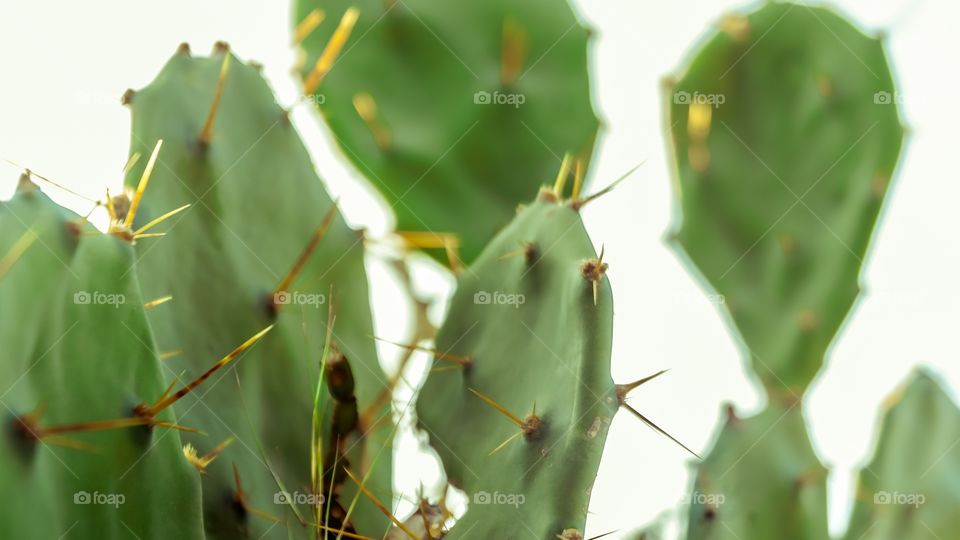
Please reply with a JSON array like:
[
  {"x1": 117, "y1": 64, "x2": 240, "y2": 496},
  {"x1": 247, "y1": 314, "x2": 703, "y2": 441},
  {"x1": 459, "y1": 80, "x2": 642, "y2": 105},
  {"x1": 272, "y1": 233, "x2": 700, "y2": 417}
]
[
  {"x1": 0, "y1": 227, "x2": 37, "y2": 279},
  {"x1": 615, "y1": 369, "x2": 670, "y2": 404},
  {"x1": 272, "y1": 201, "x2": 339, "y2": 301},
  {"x1": 132, "y1": 203, "x2": 190, "y2": 236},
  {"x1": 344, "y1": 468, "x2": 418, "y2": 540},
  {"x1": 293, "y1": 8, "x2": 326, "y2": 45},
  {"x1": 143, "y1": 295, "x2": 173, "y2": 309},
  {"x1": 500, "y1": 17, "x2": 527, "y2": 86},
  {"x1": 198, "y1": 53, "x2": 231, "y2": 147},
  {"x1": 352, "y1": 93, "x2": 392, "y2": 150},
  {"x1": 304, "y1": 7, "x2": 360, "y2": 95},
  {"x1": 553, "y1": 153, "x2": 573, "y2": 197},
  {"x1": 143, "y1": 324, "x2": 274, "y2": 416},
  {"x1": 620, "y1": 403, "x2": 700, "y2": 459},
  {"x1": 571, "y1": 164, "x2": 640, "y2": 211}
]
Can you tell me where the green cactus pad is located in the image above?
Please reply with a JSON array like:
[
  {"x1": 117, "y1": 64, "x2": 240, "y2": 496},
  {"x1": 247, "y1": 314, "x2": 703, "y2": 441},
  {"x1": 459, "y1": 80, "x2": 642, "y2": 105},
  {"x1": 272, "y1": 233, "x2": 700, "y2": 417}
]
[
  {"x1": 293, "y1": 0, "x2": 600, "y2": 265},
  {"x1": 684, "y1": 403, "x2": 828, "y2": 540},
  {"x1": 122, "y1": 45, "x2": 391, "y2": 538},
  {"x1": 666, "y1": 2, "x2": 904, "y2": 393},
  {"x1": 0, "y1": 179, "x2": 204, "y2": 540},
  {"x1": 416, "y1": 190, "x2": 617, "y2": 537},
  {"x1": 844, "y1": 370, "x2": 960, "y2": 540}
]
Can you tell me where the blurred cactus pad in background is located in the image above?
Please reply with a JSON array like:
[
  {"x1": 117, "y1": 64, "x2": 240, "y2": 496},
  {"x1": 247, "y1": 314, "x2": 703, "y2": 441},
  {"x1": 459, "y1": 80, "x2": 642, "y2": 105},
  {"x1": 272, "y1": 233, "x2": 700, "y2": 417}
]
[{"x1": 1, "y1": 0, "x2": 958, "y2": 539}]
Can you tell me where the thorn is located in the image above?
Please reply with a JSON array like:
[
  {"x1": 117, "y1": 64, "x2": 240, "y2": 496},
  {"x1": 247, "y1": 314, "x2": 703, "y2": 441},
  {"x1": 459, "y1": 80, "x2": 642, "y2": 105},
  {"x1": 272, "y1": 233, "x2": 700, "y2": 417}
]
[
  {"x1": 621, "y1": 403, "x2": 700, "y2": 459},
  {"x1": 159, "y1": 350, "x2": 182, "y2": 361},
  {"x1": 303, "y1": 7, "x2": 360, "y2": 95},
  {"x1": 374, "y1": 337, "x2": 472, "y2": 368},
  {"x1": 122, "y1": 152, "x2": 142, "y2": 176},
  {"x1": 293, "y1": 8, "x2": 326, "y2": 44},
  {"x1": 488, "y1": 430, "x2": 523, "y2": 456},
  {"x1": 121, "y1": 88, "x2": 135, "y2": 106},
  {"x1": 552, "y1": 153, "x2": 573, "y2": 197},
  {"x1": 572, "y1": 163, "x2": 642, "y2": 211},
  {"x1": 468, "y1": 388, "x2": 523, "y2": 428},
  {"x1": 3, "y1": 162, "x2": 99, "y2": 203},
  {"x1": 132, "y1": 204, "x2": 190, "y2": 236},
  {"x1": 132, "y1": 233, "x2": 166, "y2": 240},
  {"x1": 500, "y1": 17, "x2": 526, "y2": 86},
  {"x1": 143, "y1": 295, "x2": 173, "y2": 310},
  {"x1": 199, "y1": 53, "x2": 231, "y2": 147},
  {"x1": 272, "y1": 201, "x2": 339, "y2": 303},
  {"x1": 353, "y1": 92, "x2": 392, "y2": 150},
  {"x1": 572, "y1": 159, "x2": 585, "y2": 200},
  {"x1": 0, "y1": 228, "x2": 37, "y2": 279},
  {"x1": 616, "y1": 369, "x2": 670, "y2": 404},
  {"x1": 232, "y1": 464, "x2": 283, "y2": 523},
  {"x1": 344, "y1": 468, "x2": 418, "y2": 540},
  {"x1": 395, "y1": 231, "x2": 460, "y2": 250},
  {"x1": 144, "y1": 324, "x2": 274, "y2": 416},
  {"x1": 123, "y1": 139, "x2": 163, "y2": 230},
  {"x1": 183, "y1": 437, "x2": 234, "y2": 473}
]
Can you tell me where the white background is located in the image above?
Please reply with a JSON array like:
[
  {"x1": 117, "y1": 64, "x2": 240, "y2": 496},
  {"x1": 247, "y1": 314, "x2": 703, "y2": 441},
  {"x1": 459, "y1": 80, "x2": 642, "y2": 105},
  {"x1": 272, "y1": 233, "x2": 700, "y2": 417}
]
[{"x1": 1, "y1": 1, "x2": 956, "y2": 538}]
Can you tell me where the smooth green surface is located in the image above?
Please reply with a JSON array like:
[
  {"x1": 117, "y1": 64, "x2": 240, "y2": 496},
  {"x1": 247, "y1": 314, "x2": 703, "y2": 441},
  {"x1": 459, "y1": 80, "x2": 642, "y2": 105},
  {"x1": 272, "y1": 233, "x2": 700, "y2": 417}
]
[
  {"x1": 124, "y1": 47, "x2": 391, "y2": 538},
  {"x1": 684, "y1": 404, "x2": 828, "y2": 540},
  {"x1": 667, "y1": 2, "x2": 904, "y2": 393},
  {"x1": 294, "y1": 0, "x2": 600, "y2": 264},
  {"x1": 417, "y1": 193, "x2": 617, "y2": 537},
  {"x1": 0, "y1": 183, "x2": 204, "y2": 539},
  {"x1": 844, "y1": 370, "x2": 960, "y2": 540}
]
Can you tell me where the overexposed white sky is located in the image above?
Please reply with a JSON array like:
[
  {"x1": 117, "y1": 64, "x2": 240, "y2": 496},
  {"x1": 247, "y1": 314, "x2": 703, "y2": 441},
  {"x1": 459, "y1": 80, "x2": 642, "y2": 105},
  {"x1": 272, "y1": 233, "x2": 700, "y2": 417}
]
[{"x1": 1, "y1": 1, "x2": 957, "y2": 538}]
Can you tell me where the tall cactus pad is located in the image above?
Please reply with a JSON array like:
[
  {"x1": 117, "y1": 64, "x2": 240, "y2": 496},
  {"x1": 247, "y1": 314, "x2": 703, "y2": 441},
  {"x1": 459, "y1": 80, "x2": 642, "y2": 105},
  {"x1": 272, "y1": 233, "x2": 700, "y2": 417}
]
[
  {"x1": 684, "y1": 404, "x2": 828, "y2": 540},
  {"x1": 666, "y1": 2, "x2": 904, "y2": 393},
  {"x1": 123, "y1": 46, "x2": 391, "y2": 538},
  {"x1": 417, "y1": 191, "x2": 617, "y2": 537},
  {"x1": 294, "y1": 0, "x2": 600, "y2": 264},
  {"x1": 844, "y1": 370, "x2": 960, "y2": 540},
  {"x1": 0, "y1": 179, "x2": 204, "y2": 539}
]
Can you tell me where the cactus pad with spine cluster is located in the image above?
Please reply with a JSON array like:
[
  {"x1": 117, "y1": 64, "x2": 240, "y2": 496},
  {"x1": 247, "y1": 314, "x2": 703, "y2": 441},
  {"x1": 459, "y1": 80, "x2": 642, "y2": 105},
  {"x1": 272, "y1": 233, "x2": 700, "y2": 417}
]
[
  {"x1": 0, "y1": 177, "x2": 204, "y2": 539},
  {"x1": 666, "y1": 2, "x2": 904, "y2": 393},
  {"x1": 121, "y1": 44, "x2": 392, "y2": 538},
  {"x1": 293, "y1": 0, "x2": 600, "y2": 265},
  {"x1": 416, "y1": 188, "x2": 618, "y2": 538}
]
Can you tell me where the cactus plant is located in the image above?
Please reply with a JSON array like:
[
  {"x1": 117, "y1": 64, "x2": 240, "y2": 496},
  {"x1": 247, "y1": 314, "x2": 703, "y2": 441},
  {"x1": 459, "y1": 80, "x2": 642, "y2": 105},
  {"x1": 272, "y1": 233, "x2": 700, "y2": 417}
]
[
  {"x1": 664, "y1": 4, "x2": 958, "y2": 540},
  {"x1": 120, "y1": 44, "x2": 393, "y2": 539},
  {"x1": 292, "y1": 0, "x2": 600, "y2": 265},
  {"x1": 0, "y1": 176, "x2": 205, "y2": 539}
]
